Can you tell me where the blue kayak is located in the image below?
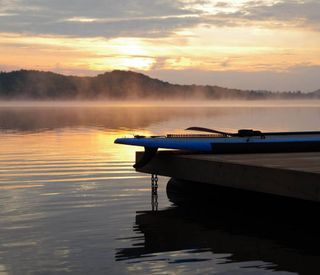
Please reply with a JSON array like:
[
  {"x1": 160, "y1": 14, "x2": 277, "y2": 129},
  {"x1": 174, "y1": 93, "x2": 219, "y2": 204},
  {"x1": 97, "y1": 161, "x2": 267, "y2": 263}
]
[
  {"x1": 115, "y1": 128, "x2": 320, "y2": 167},
  {"x1": 115, "y1": 130, "x2": 320, "y2": 153}
]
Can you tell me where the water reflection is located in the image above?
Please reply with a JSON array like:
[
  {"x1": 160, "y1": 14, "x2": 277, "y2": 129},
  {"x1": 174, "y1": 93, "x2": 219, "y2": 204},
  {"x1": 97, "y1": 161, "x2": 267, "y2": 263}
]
[
  {"x1": 1, "y1": 105, "x2": 320, "y2": 274},
  {"x1": 117, "y1": 179, "x2": 320, "y2": 275},
  {"x1": 1, "y1": 105, "x2": 320, "y2": 133},
  {"x1": 0, "y1": 106, "x2": 222, "y2": 132}
]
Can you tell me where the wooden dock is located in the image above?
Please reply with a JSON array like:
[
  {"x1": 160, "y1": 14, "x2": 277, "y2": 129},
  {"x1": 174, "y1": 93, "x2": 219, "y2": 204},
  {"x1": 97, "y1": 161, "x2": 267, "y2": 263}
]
[{"x1": 136, "y1": 151, "x2": 320, "y2": 202}]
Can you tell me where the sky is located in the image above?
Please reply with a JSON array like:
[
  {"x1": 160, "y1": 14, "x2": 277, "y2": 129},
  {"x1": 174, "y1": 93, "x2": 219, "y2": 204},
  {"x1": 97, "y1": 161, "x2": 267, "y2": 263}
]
[{"x1": 0, "y1": 0, "x2": 319, "y2": 92}]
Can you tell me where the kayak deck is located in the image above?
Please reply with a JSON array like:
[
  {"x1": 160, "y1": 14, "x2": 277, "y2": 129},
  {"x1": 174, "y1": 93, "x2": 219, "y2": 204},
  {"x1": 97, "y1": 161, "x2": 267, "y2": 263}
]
[{"x1": 115, "y1": 133, "x2": 320, "y2": 152}]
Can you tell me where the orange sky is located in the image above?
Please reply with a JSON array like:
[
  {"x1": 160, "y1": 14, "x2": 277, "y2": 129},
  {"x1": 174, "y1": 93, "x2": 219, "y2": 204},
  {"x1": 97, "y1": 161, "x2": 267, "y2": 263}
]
[{"x1": 1, "y1": 0, "x2": 320, "y2": 91}]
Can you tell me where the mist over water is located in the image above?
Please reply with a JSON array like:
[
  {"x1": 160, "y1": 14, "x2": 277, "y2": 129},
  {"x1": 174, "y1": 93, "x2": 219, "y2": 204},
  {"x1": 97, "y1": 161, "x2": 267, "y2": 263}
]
[
  {"x1": 1, "y1": 103, "x2": 320, "y2": 274},
  {"x1": 1, "y1": 101, "x2": 320, "y2": 133}
]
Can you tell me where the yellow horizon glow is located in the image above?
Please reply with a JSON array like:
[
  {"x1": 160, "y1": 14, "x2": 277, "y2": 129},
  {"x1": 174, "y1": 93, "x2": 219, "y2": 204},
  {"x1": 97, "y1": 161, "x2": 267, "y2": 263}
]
[{"x1": 1, "y1": 10, "x2": 320, "y2": 75}]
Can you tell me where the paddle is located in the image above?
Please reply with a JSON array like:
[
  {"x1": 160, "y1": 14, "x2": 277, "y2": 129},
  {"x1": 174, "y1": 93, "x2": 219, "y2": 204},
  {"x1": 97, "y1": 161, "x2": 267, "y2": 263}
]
[
  {"x1": 186, "y1": 127, "x2": 264, "y2": 137},
  {"x1": 185, "y1": 127, "x2": 236, "y2": 136}
]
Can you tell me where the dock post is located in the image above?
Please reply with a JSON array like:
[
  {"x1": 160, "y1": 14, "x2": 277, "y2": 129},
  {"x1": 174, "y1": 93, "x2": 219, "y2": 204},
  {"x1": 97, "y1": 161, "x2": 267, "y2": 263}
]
[{"x1": 151, "y1": 174, "x2": 158, "y2": 211}]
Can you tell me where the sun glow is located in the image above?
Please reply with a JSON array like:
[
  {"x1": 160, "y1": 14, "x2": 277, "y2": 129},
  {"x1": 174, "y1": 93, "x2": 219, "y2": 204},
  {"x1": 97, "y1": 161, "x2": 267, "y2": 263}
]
[
  {"x1": 66, "y1": 17, "x2": 98, "y2": 22},
  {"x1": 88, "y1": 56, "x2": 155, "y2": 71},
  {"x1": 1, "y1": 2, "x2": 320, "y2": 77}
]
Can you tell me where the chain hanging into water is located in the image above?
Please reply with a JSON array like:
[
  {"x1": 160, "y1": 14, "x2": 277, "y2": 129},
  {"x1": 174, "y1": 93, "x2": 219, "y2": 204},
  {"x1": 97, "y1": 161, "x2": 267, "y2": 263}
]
[{"x1": 151, "y1": 174, "x2": 158, "y2": 211}]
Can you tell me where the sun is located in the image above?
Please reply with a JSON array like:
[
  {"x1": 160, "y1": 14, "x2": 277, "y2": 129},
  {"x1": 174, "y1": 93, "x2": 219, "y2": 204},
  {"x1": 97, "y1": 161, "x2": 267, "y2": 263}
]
[{"x1": 118, "y1": 57, "x2": 155, "y2": 70}]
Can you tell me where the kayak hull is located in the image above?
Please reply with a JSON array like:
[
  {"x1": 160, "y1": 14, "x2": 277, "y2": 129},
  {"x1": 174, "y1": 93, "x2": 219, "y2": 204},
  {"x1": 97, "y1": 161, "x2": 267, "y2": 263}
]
[{"x1": 115, "y1": 134, "x2": 320, "y2": 153}]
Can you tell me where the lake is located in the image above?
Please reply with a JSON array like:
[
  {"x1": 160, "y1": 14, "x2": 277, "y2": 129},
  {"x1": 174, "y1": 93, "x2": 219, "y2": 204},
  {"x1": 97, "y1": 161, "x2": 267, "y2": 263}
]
[{"x1": 1, "y1": 103, "x2": 320, "y2": 275}]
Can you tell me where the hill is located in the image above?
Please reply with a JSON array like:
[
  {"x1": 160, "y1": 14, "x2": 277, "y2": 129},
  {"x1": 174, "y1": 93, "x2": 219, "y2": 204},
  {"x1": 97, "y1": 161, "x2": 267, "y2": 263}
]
[{"x1": 0, "y1": 70, "x2": 318, "y2": 100}]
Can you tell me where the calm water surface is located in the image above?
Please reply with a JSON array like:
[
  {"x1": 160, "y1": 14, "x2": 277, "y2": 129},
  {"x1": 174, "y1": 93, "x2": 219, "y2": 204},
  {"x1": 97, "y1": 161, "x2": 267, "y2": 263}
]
[{"x1": 1, "y1": 104, "x2": 320, "y2": 275}]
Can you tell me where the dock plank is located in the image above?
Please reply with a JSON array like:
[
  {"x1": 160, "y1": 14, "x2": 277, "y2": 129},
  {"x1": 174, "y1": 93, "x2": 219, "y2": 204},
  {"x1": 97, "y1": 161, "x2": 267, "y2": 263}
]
[{"x1": 183, "y1": 152, "x2": 320, "y2": 173}]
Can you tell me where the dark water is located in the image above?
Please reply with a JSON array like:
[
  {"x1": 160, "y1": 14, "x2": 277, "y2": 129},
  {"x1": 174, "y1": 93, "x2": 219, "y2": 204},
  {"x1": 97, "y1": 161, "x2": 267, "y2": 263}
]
[{"x1": 1, "y1": 104, "x2": 320, "y2": 275}]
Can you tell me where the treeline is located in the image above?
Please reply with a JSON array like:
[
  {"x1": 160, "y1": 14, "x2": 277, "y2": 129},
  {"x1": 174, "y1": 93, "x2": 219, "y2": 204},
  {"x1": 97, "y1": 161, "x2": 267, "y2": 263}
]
[{"x1": 0, "y1": 69, "x2": 319, "y2": 100}]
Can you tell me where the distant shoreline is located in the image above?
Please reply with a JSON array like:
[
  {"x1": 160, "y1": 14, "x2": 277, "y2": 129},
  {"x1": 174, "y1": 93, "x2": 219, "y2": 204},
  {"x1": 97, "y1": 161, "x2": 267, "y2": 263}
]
[{"x1": 1, "y1": 70, "x2": 319, "y2": 101}]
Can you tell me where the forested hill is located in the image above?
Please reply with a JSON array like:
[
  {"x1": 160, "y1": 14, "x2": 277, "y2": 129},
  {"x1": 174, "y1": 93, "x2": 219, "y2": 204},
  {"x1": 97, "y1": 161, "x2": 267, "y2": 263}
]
[{"x1": 0, "y1": 70, "x2": 318, "y2": 100}]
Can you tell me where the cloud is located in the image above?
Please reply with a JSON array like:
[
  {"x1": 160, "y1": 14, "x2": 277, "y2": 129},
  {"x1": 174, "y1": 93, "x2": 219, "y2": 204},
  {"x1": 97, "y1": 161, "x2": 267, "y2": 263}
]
[
  {"x1": 2, "y1": 0, "x2": 186, "y2": 17},
  {"x1": 0, "y1": 0, "x2": 319, "y2": 38},
  {"x1": 207, "y1": 0, "x2": 320, "y2": 30},
  {"x1": 1, "y1": 15, "x2": 200, "y2": 38},
  {"x1": 214, "y1": 2, "x2": 230, "y2": 8},
  {"x1": 0, "y1": 0, "x2": 202, "y2": 37}
]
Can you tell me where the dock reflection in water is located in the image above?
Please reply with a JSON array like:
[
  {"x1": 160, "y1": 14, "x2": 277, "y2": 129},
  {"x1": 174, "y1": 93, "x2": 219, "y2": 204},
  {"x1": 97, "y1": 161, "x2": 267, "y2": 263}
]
[{"x1": 117, "y1": 178, "x2": 320, "y2": 275}]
